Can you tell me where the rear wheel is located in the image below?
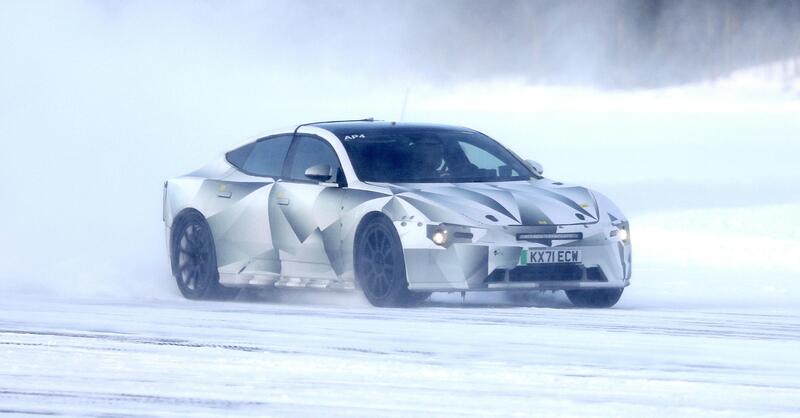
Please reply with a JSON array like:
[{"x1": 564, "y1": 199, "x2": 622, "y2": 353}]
[
  {"x1": 171, "y1": 211, "x2": 239, "y2": 301},
  {"x1": 355, "y1": 216, "x2": 430, "y2": 307},
  {"x1": 565, "y1": 288, "x2": 623, "y2": 308}
]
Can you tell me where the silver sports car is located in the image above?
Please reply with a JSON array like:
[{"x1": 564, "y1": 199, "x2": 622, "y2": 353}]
[{"x1": 163, "y1": 120, "x2": 631, "y2": 307}]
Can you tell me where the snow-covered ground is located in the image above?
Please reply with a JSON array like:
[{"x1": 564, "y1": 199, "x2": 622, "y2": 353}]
[{"x1": 1, "y1": 297, "x2": 799, "y2": 417}]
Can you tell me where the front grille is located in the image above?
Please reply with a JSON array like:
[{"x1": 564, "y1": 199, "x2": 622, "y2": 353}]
[{"x1": 508, "y1": 264, "x2": 584, "y2": 282}]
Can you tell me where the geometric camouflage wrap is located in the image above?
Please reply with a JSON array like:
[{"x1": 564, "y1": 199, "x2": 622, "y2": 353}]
[{"x1": 164, "y1": 121, "x2": 631, "y2": 296}]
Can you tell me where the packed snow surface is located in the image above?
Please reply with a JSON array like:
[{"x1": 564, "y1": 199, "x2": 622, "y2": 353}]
[{"x1": 1, "y1": 297, "x2": 799, "y2": 417}]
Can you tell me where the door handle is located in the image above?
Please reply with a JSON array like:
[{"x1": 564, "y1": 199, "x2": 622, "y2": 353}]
[{"x1": 217, "y1": 191, "x2": 232, "y2": 198}]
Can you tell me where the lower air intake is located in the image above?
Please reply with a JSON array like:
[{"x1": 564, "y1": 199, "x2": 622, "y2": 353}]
[{"x1": 585, "y1": 267, "x2": 608, "y2": 282}]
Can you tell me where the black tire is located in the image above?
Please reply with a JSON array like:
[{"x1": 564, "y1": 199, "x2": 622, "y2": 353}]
[
  {"x1": 565, "y1": 288, "x2": 623, "y2": 308},
  {"x1": 171, "y1": 210, "x2": 239, "y2": 301},
  {"x1": 355, "y1": 215, "x2": 430, "y2": 307}
]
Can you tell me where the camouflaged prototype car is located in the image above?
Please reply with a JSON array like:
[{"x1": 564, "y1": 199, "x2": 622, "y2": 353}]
[{"x1": 163, "y1": 120, "x2": 631, "y2": 307}]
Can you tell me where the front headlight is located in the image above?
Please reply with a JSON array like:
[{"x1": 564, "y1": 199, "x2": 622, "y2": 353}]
[
  {"x1": 426, "y1": 223, "x2": 475, "y2": 247},
  {"x1": 431, "y1": 228, "x2": 449, "y2": 246},
  {"x1": 611, "y1": 221, "x2": 630, "y2": 242}
]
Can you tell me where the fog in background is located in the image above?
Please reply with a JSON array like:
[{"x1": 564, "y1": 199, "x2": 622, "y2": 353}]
[{"x1": 1, "y1": 1, "x2": 798, "y2": 305}]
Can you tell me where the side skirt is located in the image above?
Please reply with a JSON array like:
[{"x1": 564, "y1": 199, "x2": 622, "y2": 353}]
[{"x1": 219, "y1": 271, "x2": 355, "y2": 290}]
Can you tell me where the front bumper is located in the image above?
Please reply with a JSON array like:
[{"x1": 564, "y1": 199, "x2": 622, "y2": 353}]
[{"x1": 397, "y1": 221, "x2": 632, "y2": 292}]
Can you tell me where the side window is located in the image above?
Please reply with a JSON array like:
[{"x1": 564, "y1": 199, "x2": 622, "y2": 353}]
[
  {"x1": 287, "y1": 136, "x2": 342, "y2": 182},
  {"x1": 241, "y1": 135, "x2": 293, "y2": 177},
  {"x1": 226, "y1": 143, "x2": 254, "y2": 168}
]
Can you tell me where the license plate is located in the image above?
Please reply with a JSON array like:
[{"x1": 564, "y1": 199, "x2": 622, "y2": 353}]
[{"x1": 522, "y1": 249, "x2": 582, "y2": 265}]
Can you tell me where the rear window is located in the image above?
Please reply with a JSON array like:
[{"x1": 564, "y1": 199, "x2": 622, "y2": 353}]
[
  {"x1": 226, "y1": 143, "x2": 254, "y2": 168},
  {"x1": 226, "y1": 135, "x2": 293, "y2": 177}
]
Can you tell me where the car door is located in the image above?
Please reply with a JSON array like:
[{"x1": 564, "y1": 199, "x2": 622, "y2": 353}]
[
  {"x1": 269, "y1": 134, "x2": 347, "y2": 283},
  {"x1": 208, "y1": 134, "x2": 293, "y2": 283}
]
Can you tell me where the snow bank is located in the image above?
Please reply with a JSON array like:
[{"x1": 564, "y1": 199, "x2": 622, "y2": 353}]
[{"x1": 623, "y1": 204, "x2": 800, "y2": 309}]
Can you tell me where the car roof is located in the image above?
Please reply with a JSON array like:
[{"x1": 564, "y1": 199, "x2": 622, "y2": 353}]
[{"x1": 309, "y1": 120, "x2": 476, "y2": 138}]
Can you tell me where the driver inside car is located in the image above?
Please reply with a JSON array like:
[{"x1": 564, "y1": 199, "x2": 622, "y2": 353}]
[{"x1": 409, "y1": 138, "x2": 446, "y2": 178}]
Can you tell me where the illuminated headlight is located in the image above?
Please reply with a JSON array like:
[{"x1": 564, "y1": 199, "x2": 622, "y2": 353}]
[
  {"x1": 431, "y1": 228, "x2": 449, "y2": 246},
  {"x1": 426, "y1": 223, "x2": 475, "y2": 246},
  {"x1": 610, "y1": 222, "x2": 630, "y2": 242}
]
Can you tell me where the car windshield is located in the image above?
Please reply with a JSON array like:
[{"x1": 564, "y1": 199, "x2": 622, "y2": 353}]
[{"x1": 340, "y1": 129, "x2": 533, "y2": 183}]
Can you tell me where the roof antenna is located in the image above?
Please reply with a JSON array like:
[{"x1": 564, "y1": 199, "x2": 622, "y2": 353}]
[{"x1": 399, "y1": 87, "x2": 410, "y2": 121}]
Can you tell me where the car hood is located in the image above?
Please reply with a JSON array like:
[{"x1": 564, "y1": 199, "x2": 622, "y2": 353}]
[{"x1": 382, "y1": 179, "x2": 600, "y2": 227}]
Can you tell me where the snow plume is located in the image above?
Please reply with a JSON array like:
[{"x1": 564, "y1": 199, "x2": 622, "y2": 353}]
[
  {"x1": 3, "y1": 2, "x2": 798, "y2": 88},
  {"x1": 397, "y1": 0, "x2": 800, "y2": 88},
  {"x1": 147, "y1": 0, "x2": 800, "y2": 88},
  {"x1": 255, "y1": 0, "x2": 800, "y2": 88}
]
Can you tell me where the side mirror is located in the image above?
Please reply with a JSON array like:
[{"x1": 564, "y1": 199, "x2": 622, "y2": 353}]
[
  {"x1": 525, "y1": 159, "x2": 544, "y2": 176},
  {"x1": 304, "y1": 164, "x2": 333, "y2": 182}
]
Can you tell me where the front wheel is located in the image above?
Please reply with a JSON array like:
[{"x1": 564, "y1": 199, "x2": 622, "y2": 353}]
[
  {"x1": 565, "y1": 288, "x2": 623, "y2": 308},
  {"x1": 355, "y1": 216, "x2": 429, "y2": 307}
]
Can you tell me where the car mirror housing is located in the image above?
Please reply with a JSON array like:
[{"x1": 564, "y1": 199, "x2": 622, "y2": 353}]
[
  {"x1": 525, "y1": 159, "x2": 544, "y2": 176},
  {"x1": 304, "y1": 164, "x2": 333, "y2": 182}
]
